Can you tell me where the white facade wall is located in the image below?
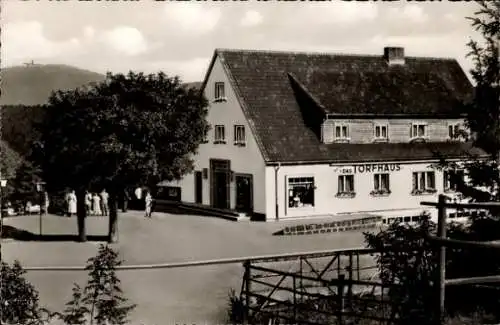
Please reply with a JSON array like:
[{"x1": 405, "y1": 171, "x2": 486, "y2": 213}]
[
  {"x1": 264, "y1": 160, "x2": 465, "y2": 222},
  {"x1": 165, "y1": 56, "x2": 267, "y2": 214}
]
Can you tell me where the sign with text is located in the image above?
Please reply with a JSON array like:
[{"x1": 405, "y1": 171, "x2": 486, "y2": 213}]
[{"x1": 333, "y1": 163, "x2": 401, "y2": 174}]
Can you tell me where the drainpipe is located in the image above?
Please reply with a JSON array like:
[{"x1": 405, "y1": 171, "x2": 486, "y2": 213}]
[{"x1": 274, "y1": 163, "x2": 281, "y2": 221}]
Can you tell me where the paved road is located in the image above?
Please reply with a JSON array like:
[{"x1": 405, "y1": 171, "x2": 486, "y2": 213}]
[{"x1": 2, "y1": 212, "x2": 371, "y2": 325}]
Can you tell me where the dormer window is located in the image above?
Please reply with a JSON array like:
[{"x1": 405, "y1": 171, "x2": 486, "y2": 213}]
[
  {"x1": 448, "y1": 123, "x2": 460, "y2": 140},
  {"x1": 410, "y1": 123, "x2": 427, "y2": 140},
  {"x1": 374, "y1": 124, "x2": 388, "y2": 142},
  {"x1": 334, "y1": 124, "x2": 350, "y2": 142},
  {"x1": 214, "y1": 82, "x2": 226, "y2": 102}
]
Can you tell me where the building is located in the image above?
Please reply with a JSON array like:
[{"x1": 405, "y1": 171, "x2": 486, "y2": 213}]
[{"x1": 164, "y1": 46, "x2": 485, "y2": 222}]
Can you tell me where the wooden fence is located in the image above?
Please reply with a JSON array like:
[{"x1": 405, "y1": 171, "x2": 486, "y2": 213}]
[
  {"x1": 240, "y1": 248, "x2": 399, "y2": 325},
  {"x1": 421, "y1": 195, "x2": 500, "y2": 325}
]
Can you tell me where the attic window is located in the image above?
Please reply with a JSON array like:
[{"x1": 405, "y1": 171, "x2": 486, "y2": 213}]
[
  {"x1": 334, "y1": 124, "x2": 350, "y2": 142},
  {"x1": 374, "y1": 124, "x2": 388, "y2": 142},
  {"x1": 214, "y1": 82, "x2": 226, "y2": 102},
  {"x1": 448, "y1": 123, "x2": 460, "y2": 140},
  {"x1": 410, "y1": 123, "x2": 428, "y2": 140}
]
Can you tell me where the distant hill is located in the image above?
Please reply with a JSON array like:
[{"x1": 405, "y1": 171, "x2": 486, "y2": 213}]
[{"x1": 1, "y1": 64, "x2": 106, "y2": 106}]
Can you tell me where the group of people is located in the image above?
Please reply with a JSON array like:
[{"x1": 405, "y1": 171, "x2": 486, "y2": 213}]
[
  {"x1": 64, "y1": 187, "x2": 153, "y2": 218},
  {"x1": 85, "y1": 189, "x2": 109, "y2": 216}
]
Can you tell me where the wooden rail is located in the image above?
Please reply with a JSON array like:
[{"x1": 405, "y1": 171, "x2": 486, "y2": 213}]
[{"x1": 421, "y1": 195, "x2": 500, "y2": 325}]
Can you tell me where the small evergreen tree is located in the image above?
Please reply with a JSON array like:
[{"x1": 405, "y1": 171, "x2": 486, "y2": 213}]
[{"x1": 80, "y1": 244, "x2": 136, "y2": 325}]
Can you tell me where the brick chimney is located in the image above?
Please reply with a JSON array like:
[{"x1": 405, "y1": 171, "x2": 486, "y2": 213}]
[{"x1": 384, "y1": 47, "x2": 405, "y2": 65}]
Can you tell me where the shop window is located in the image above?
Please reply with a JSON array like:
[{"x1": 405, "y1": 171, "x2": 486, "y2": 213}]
[{"x1": 288, "y1": 177, "x2": 315, "y2": 208}]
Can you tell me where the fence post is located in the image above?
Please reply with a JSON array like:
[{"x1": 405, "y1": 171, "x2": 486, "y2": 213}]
[
  {"x1": 348, "y1": 252, "x2": 353, "y2": 301},
  {"x1": 337, "y1": 274, "x2": 345, "y2": 325},
  {"x1": 436, "y1": 194, "x2": 447, "y2": 325},
  {"x1": 243, "y1": 260, "x2": 251, "y2": 324},
  {"x1": 293, "y1": 273, "x2": 297, "y2": 324}
]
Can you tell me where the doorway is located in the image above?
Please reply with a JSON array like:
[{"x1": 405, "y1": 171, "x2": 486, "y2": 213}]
[
  {"x1": 194, "y1": 171, "x2": 202, "y2": 204},
  {"x1": 210, "y1": 159, "x2": 231, "y2": 209},
  {"x1": 235, "y1": 174, "x2": 253, "y2": 213}
]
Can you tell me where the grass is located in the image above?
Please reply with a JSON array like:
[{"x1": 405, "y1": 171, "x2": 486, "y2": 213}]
[{"x1": 2, "y1": 212, "x2": 370, "y2": 325}]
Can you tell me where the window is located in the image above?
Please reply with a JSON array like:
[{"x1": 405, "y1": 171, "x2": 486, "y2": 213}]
[
  {"x1": 214, "y1": 125, "x2": 226, "y2": 144},
  {"x1": 448, "y1": 123, "x2": 460, "y2": 140},
  {"x1": 374, "y1": 124, "x2": 388, "y2": 140},
  {"x1": 371, "y1": 173, "x2": 390, "y2": 196},
  {"x1": 234, "y1": 125, "x2": 246, "y2": 146},
  {"x1": 202, "y1": 128, "x2": 209, "y2": 143},
  {"x1": 410, "y1": 123, "x2": 427, "y2": 139},
  {"x1": 335, "y1": 124, "x2": 349, "y2": 141},
  {"x1": 412, "y1": 171, "x2": 436, "y2": 194},
  {"x1": 444, "y1": 169, "x2": 465, "y2": 192},
  {"x1": 288, "y1": 177, "x2": 315, "y2": 208},
  {"x1": 337, "y1": 174, "x2": 355, "y2": 198},
  {"x1": 214, "y1": 82, "x2": 226, "y2": 101}
]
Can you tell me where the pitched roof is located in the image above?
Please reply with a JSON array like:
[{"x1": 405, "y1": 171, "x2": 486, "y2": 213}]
[{"x1": 213, "y1": 48, "x2": 482, "y2": 163}]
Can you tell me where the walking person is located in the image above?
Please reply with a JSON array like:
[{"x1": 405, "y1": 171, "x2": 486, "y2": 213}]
[
  {"x1": 92, "y1": 193, "x2": 102, "y2": 216},
  {"x1": 68, "y1": 190, "x2": 77, "y2": 217},
  {"x1": 85, "y1": 190, "x2": 92, "y2": 215},
  {"x1": 144, "y1": 190, "x2": 153, "y2": 219},
  {"x1": 100, "y1": 189, "x2": 109, "y2": 216}
]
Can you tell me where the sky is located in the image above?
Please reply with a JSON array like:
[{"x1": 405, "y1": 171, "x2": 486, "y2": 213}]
[{"x1": 2, "y1": 0, "x2": 482, "y2": 82}]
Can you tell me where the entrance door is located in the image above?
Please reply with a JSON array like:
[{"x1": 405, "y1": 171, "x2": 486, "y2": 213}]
[
  {"x1": 214, "y1": 171, "x2": 229, "y2": 209},
  {"x1": 235, "y1": 174, "x2": 253, "y2": 213},
  {"x1": 210, "y1": 159, "x2": 231, "y2": 209},
  {"x1": 194, "y1": 171, "x2": 202, "y2": 204}
]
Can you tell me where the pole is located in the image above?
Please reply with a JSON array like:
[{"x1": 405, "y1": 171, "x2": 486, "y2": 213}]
[
  {"x1": 436, "y1": 194, "x2": 447, "y2": 325},
  {"x1": 39, "y1": 189, "x2": 42, "y2": 236},
  {"x1": 337, "y1": 274, "x2": 345, "y2": 325}
]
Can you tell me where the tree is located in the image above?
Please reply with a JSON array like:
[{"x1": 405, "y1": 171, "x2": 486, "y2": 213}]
[
  {"x1": 35, "y1": 72, "x2": 209, "y2": 242},
  {"x1": 0, "y1": 261, "x2": 50, "y2": 325},
  {"x1": 9, "y1": 160, "x2": 42, "y2": 209},
  {"x1": 58, "y1": 244, "x2": 136, "y2": 325}
]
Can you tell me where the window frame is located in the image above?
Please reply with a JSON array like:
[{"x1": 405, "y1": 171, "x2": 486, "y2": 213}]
[
  {"x1": 374, "y1": 124, "x2": 389, "y2": 142},
  {"x1": 334, "y1": 123, "x2": 350, "y2": 142},
  {"x1": 410, "y1": 122, "x2": 428, "y2": 140},
  {"x1": 214, "y1": 125, "x2": 226, "y2": 144},
  {"x1": 448, "y1": 123, "x2": 460, "y2": 140},
  {"x1": 411, "y1": 171, "x2": 437, "y2": 195},
  {"x1": 336, "y1": 174, "x2": 355, "y2": 198},
  {"x1": 214, "y1": 82, "x2": 226, "y2": 102},
  {"x1": 371, "y1": 173, "x2": 391, "y2": 196},
  {"x1": 234, "y1": 125, "x2": 246, "y2": 146},
  {"x1": 443, "y1": 169, "x2": 465, "y2": 192},
  {"x1": 287, "y1": 176, "x2": 315, "y2": 208}
]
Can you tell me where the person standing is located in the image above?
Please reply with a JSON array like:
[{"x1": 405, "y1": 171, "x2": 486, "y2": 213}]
[
  {"x1": 68, "y1": 190, "x2": 77, "y2": 217},
  {"x1": 85, "y1": 190, "x2": 92, "y2": 215},
  {"x1": 144, "y1": 190, "x2": 153, "y2": 219},
  {"x1": 100, "y1": 189, "x2": 109, "y2": 216},
  {"x1": 134, "y1": 186, "x2": 142, "y2": 210},
  {"x1": 92, "y1": 193, "x2": 102, "y2": 216}
]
